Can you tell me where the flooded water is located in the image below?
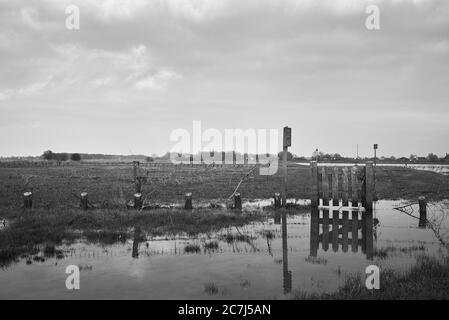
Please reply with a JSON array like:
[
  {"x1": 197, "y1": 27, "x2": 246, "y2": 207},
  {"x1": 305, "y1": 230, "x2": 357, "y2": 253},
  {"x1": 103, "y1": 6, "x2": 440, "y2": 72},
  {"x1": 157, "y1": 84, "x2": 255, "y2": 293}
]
[{"x1": 0, "y1": 200, "x2": 447, "y2": 300}]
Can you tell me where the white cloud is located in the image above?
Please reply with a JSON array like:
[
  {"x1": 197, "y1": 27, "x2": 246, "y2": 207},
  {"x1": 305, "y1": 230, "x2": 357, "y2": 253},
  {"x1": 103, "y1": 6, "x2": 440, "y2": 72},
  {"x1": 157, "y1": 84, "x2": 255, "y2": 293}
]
[{"x1": 135, "y1": 70, "x2": 181, "y2": 90}]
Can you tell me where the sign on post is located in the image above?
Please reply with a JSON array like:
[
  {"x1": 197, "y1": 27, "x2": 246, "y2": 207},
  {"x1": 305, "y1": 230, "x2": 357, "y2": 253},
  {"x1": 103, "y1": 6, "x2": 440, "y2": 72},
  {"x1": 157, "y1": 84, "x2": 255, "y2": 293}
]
[{"x1": 283, "y1": 127, "x2": 291, "y2": 148}]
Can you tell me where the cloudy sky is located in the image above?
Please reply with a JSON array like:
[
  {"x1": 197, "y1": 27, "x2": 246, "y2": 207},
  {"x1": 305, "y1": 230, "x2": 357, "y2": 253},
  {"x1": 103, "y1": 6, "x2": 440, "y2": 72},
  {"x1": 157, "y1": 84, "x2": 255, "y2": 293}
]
[{"x1": 0, "y1": 0, "x2": 448, "y2": 158}]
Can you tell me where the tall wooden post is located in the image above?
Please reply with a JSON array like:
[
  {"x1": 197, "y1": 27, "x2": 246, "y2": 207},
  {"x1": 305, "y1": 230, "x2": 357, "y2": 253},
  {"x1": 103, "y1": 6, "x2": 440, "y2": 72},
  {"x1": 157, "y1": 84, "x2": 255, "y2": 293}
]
[
  {"x1": 23, "y1": 192, "x2": 33, "y2": 209},
  {"x1": 418, "y1": 196, "x2": 427, "y2": 228},
  {"x1": 234, "y1": 192, "x2": 242, "y2": 210},
  {"x1": 184, "y1": 192, "x2": 193, "y2": 210},
  {"x1": 133, "y1": 161, "x2": 139, "y2": 182},
  {"x1": 134, "y1": 193, "x2": 142, "y2": 210},
  {"x1": 309, "y1": 162, "x2": 319, "y2": 257},
  {"x1": 135, "y1": 177, "x2": 142, "y2": 194},
  {"x1": 282, "y1": 126, "x2": 291, "y2": 207},
  {"x1": 80, "y1": 192, "x2": 88, "y2": 210},
  {"x1": 364, "y1": 162, "x2": 374, "y2": 260},
  {"x1": 373, "y1": 144, "x2": 378, "y2": 200},
  {"x1": 281, "y1": 212, "x2": 292, "y2": 294},
  {"x1": 274, "y1": 193, "x2": 281, "y2": 208}
]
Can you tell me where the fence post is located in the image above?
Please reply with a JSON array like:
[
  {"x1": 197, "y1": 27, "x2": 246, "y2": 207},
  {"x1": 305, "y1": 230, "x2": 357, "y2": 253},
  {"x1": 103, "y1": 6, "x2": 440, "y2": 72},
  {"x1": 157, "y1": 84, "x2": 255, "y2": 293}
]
[
  {"x1": 364, "y1": 162, "x2": 374, "y2": 212},
  {"x1": 23, "y1": 192, "x2": 33, "y2": 209},
  {"x1": 134, "y1": 193, "x2": 142, "y2": 210},
  {"x1": 234, "y1": 193, "x2": 242, "y2": 210},
  {"x1": 274, "y1": 193, "x2": 281, "y2": 208},
  {"x1": 133, "y1": 161, "x2": 140, "y2": 182},
  {"x1": 418, "y1": 196, "x2": 427, "y2": 228},
  {"x1": 135, "y1": 177, "x2": 142, "y2": 194},
  {"x1": 282, "y1": 126, "x2": 291, "y2": 207},
  {"x1": 309, "y1": 161, "x2": 319, "y2": 257},
  {"x1": 364, "y1": 162, "x2": 374, "y2": 260},
  {"x1": 185, "y1": 192, "x2": 193, "y2": 210},
  {"x1": 80, "y1": 192, "x2": 88, "y2": 210}
]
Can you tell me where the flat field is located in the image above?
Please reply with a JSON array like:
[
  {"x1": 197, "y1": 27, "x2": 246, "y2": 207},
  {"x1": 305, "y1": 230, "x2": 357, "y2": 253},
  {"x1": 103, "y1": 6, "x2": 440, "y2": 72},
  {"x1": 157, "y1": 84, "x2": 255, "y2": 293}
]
[{"x1": 0, "y1": 162, "x2": 448, "y2": 213}]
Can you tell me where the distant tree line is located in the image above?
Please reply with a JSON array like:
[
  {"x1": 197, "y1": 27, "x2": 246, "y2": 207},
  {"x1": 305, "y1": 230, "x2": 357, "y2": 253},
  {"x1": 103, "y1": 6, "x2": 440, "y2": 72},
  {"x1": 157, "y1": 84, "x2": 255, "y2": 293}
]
[
  {"x1": 37, "y1": 150, "x2": 449, "y2": 164},
  {"x1": 41, "y1": 150, "x2": 81, "y2": 161}
]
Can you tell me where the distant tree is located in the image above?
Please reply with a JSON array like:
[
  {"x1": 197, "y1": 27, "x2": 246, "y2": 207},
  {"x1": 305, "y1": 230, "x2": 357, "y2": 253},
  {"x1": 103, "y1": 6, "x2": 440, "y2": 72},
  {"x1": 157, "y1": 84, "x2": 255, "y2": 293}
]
[
  {"x1": 333, "y1": 153, "x2": 342, "y2": 160},
  {"x1": 389, "y1": 156, "x2": 396, "y2": 161},
  {"x1": 278, "y1": 151, "x2": 293, "y2": 161},
  {"x1": 409, "y1": 154, "x2": 417, "y2": 161},
  {"x1": 42, "y1": 150, "x2": 54, "y2": 160},
  {"x1": 427, "y1": 153, "x2": 439, "y2": 162},
  {"x1": 71, "y1": 153, "x2": 81, "y2": 161},
  {"x1": 145, "y1": 156, "x2": 154, "y2": 162}
]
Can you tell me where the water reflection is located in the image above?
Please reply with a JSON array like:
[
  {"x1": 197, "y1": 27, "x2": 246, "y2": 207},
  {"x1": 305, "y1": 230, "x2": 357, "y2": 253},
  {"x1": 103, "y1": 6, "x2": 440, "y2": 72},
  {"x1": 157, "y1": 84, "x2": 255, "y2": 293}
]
[
  {"x1": 309, "y1": 210, "x2": 376, "y2": 260},
  {"x1": 132, "y1": 227, "x2": 142, "y2": 258},
  {"x1": 281, "y1": 212, "x2": 292, "y2": 294}
]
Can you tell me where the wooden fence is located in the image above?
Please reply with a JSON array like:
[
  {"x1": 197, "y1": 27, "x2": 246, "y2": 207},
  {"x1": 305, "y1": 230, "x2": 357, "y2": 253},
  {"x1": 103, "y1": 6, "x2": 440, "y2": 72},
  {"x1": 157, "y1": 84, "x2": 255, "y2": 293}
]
[{"x1": 309, "y1": 161, "x2": 374, "y2": 259}]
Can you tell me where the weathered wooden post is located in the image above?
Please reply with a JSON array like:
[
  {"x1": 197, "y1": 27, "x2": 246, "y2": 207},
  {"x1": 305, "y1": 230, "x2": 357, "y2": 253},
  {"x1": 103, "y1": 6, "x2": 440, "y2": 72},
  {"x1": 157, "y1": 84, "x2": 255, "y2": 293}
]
[
  {"x1": 23, "y1": 192, "x2": 33, "y2": 209},
  {"x1": 309, "y1": 162, "x2": 319, "y2": 257},
  {"x1": 274, "y1": 211, "x2": 281, "y2": 224},
  {"x1": 282, "y1": 126, "x2": 291, "y2": 207},
  {"x1": 364, "y1": 162, "x2": 374, "y2": 260},
  {"x1": 132, "y1": 161, "x2": 140, "y2": 182},
  {"x1": 274, "y1": 193, "x2": 281, "y2": 208},
  {"x1": 418, "y1": 196, "x2": 427, "y2": 228},
  {"x1": 134, "y1": 193, "x2": 142, "y2": 210},
  {"x1": 184, "y1": 192, "x2": 193, "y2": 210},
  {"x1": 80, "y1": 192, "x2": 88, "y2": 210},
  {"x1": 234, "y1": 192, "x2": 242, "y2": 210},
  {"x1": 135, "y1": 177, "x2": 142, "y2": 194}
]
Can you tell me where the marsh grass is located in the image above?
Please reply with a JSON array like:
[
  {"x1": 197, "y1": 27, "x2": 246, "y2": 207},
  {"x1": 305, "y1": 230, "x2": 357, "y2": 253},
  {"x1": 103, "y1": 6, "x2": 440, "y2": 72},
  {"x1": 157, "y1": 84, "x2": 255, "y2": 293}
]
[
  {"x1": 0, "y1": 208, "x2": 261, "y2": 267},
  {"x1": 203, "y1": 241, "x2": 219, "y2": 251},
  {"x1": 399, "y1": 245, "x2": 426, "y2": 254},
  {"x1": 374, "y1": 244, "x2": 427, "y2": 259},
  {"x1": 305, "y1": 256, "x2": 328, "y2": 265},
  {"x1": 184, "y1": 243, "x2": 201, "y2": 254},
  {"x1": 219, "y1": 233, "x2": 254, "y2": 244},
  {"x1": 204, "y1": 282, "x2": 219, "y2": 295},
  {"x1": 294, "y1": 255, "x2": 449, "y2": 299},
  {"x1": 374, "y1": 245, "x2": 397, "y2": 259},
  {"x1": 240, "y1": 279, "x2": 251, "y2": 288},
  {"x1": 259, "y1": 230, "x2": 276, "y2": 239}
]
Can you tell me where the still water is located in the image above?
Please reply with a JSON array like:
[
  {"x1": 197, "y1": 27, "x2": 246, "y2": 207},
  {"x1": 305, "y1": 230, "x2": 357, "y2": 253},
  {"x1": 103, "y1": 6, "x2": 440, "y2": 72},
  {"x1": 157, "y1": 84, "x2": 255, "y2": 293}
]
[{"x1": 0, "y1": 200, "x2": 447, "y2": 299}]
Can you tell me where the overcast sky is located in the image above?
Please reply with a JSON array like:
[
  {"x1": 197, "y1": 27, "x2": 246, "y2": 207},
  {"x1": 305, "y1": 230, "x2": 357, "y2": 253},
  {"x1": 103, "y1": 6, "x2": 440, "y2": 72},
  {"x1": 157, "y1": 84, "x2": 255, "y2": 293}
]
[{"x1": 0, "y1": 0, "x2": 448, "y2": 158}]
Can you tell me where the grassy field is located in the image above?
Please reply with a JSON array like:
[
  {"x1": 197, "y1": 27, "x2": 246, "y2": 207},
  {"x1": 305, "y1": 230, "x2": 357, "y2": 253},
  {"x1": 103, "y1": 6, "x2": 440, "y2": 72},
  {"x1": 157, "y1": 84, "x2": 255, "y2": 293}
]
[{"x1": 0, "y1": 162, "x2": 448, "y2": 213}]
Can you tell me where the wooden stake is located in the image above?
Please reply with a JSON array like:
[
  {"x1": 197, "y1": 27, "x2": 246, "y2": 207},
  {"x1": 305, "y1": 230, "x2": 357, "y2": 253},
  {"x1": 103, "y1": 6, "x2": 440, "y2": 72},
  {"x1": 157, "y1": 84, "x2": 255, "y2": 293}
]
[
  {"x1": 234, "y1": 192, "x2": 242, "y2": 210},
  {"x1": 274, "y1": 193, "x2": 281, "y2": 208},
  {"x1": 135, "y1": 177, "x2": 142, "y2": 194},
  {"x1": 134, "y1": 193, "x2": 142, "y2": 210},
  {"x1": 80, "y1": 192, "x2": 88, "y2": 210},
  {"x1": 133, "y1": 161, "x2": 140, "y2": 182},
  {"x1": 23, "y1": 192, "x2": 33, "y2": 209},
  {"x1": 309, "y1": 162, "x2": 319, "y2": 257},
  {"x1": 418, "y1": 196, "x2": 427, "y2": 228},
  {"x1": 282, "y1": 126, "x2": 291, "y2": 207},
  {"x1": 184, "y1": 192, "x2": 193, "y2": 210}
]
